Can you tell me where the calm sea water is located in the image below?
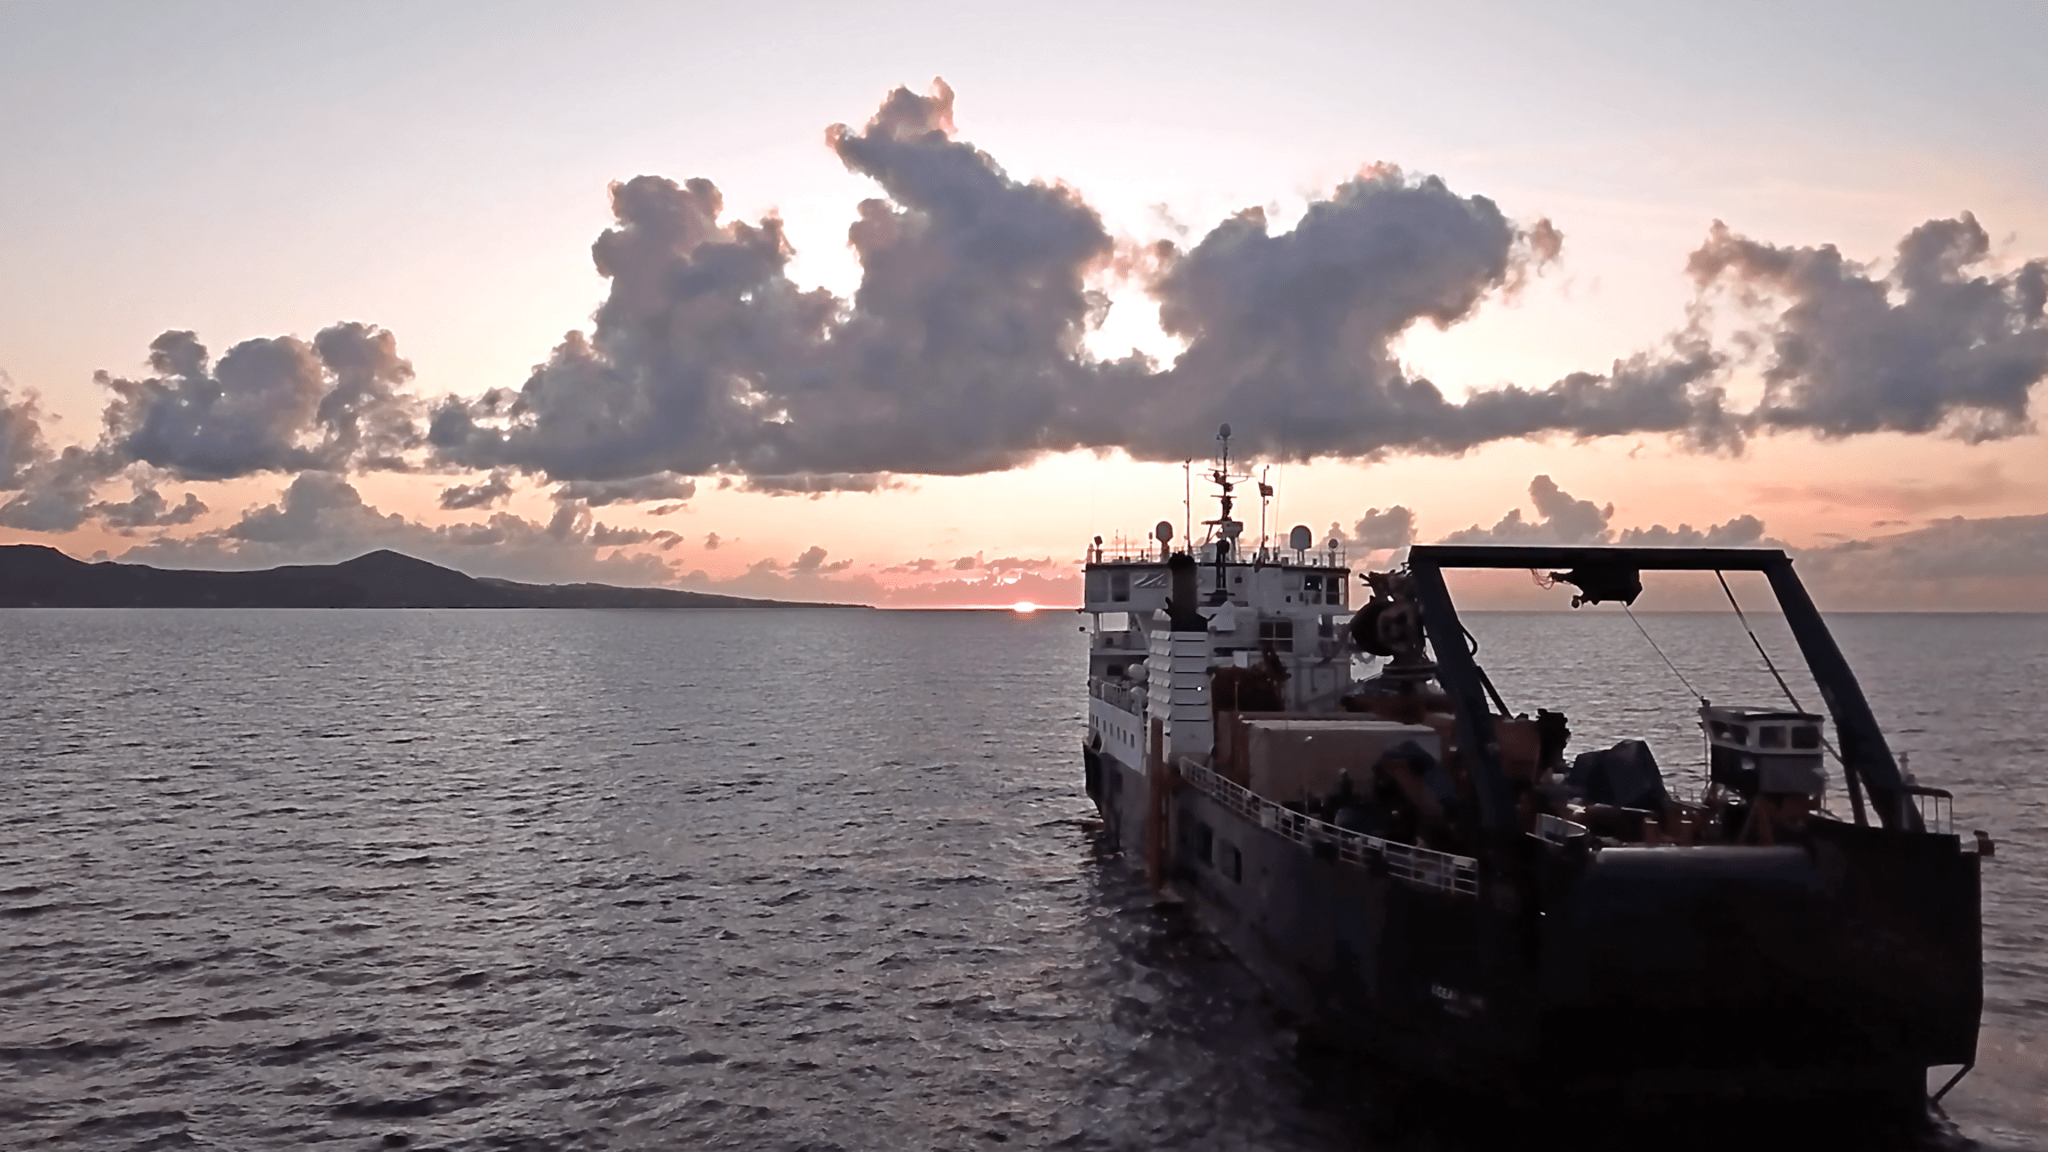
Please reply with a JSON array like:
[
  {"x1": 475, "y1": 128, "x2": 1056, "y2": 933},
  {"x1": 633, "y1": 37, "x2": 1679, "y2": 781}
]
[{"x1": 2, "y1": 607, "x2": 2042, "y2": 1150}]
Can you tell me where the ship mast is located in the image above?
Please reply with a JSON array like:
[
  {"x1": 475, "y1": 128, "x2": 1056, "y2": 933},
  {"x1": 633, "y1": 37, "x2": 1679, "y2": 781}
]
[{"x1": 1202, "y1": 424, "x2": 1247, "y2": 603}]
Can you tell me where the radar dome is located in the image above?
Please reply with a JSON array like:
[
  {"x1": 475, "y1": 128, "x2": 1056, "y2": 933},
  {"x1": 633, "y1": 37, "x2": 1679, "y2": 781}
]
[
  {"x1": 1154, "y1": 521, "x2": 1174, "y2": 543},
  {"x1": 1288, "y1": 525, "x2": 1313, "y2": 551}
]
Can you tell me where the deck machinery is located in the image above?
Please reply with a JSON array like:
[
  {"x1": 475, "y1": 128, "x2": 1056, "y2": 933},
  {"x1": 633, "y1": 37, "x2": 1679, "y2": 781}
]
[{"x1": 1083, "y1": 529, "x2": 1984, "y2": 1110}]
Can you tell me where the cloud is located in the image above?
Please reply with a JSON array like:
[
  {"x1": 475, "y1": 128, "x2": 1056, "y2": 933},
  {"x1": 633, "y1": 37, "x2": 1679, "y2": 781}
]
[
  {"x1": 1615, "y1": 514, "x2": 1765, "y2": 547},
  {"x1": 788, "y1": 544, "x2": 852, "y2": 573},
  {"x1": 1789, "y1": 512, "x2": 2048, "y2": 611},
  {"x1": 735, "y1": 473, "x2": 897, "y2": 496},
  {"x1": 440, "y1": 468, "x2": 516, "y2": 510},
  {"x1": 553, "y1": 473, "x2": 697, "y2": 506},
  {"x1": 944, "y1": 552, "x2": 1051, "y2": 572},
  {"x1": 1441, "y1": 474, "x2": 1614, "y2": 544},
  {"x1": 119, "y1": 471, "x2": 678, "y2": 586},
  {"x1": 89, "y1": 485, "x2": 208, "y2": 530},
  {"x1": 427, "y1": 81, "x2": 1757, "y2": 487},
  {"x1": 0, "y1": 375, "x2": 53, "y2": 489},
  {"x1": 424, "y1": 173, "x2": 839, "y2": 481},
  {"x1": 10, "y1": 81, "x2": 2046, "y2": 571},
  {"x1": 1441, "y1": 474, "x2": 1762, "y2": 547},
  {"x1": 100, "y1": 323, "x2": 418, "y2": 481},
  {"x1": 983, "y1": 555, "x2": 1053, "y2": 572},
  {"x1": 1344, "y1": 505, "x2": 1417, "y2": 551},
  {"x1": 1689, "y1": 213, "x2": 2048, "y2": 442},
  {"x1": 1124, "y1": 167, "x2": 1737, "y2": 461},
  {"x1": 46, "y1": 80, "x2": 2020, "y2": 523},
  {"x1": 0, "y1": 447, "x2": 116, "y2": 532},
  {"x1": 703, "y1": 532, "x2": 721, "y2": 550},
  {"x1": 0, "y1": 380, "x2": 127, "y2": 532}
]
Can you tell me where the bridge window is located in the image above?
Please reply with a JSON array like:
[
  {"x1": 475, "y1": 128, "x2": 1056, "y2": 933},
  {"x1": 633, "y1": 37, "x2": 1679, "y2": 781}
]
[
  {"x1": 1259, "y1": 621, "x2": 1293, "y2": 641},
  {"x1": 1110, "y1": 570, "x2": 1130, "y2": 602}
]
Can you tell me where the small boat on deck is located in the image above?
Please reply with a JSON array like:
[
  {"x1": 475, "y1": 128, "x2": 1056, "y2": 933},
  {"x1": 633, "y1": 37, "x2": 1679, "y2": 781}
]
[{"x1": 1080, "y1": 439, "x2": 1985, "y2": 1112}]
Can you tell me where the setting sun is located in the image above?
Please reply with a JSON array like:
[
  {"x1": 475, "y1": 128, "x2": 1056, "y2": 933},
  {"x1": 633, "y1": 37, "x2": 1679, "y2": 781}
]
[{"x1": 1011, "y1": 601, "x2": 1037, "y2": 613}]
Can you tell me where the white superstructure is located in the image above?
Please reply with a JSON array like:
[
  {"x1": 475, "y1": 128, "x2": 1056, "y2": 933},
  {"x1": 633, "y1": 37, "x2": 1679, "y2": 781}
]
[{"x1": 1082, "y1": 428, "x2": 1358, "y2": 773}]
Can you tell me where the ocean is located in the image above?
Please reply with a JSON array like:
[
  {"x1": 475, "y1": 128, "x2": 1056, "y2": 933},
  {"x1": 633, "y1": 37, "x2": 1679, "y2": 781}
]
[{"x1": 2, "y1": 607, "x2": 2042, "y2": 1150}]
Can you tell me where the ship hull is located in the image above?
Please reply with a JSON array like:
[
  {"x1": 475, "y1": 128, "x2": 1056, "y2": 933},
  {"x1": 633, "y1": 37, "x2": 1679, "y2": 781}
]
[{"x1": 1087, "y1": 743, "x2": 1980, "y2": 1111}]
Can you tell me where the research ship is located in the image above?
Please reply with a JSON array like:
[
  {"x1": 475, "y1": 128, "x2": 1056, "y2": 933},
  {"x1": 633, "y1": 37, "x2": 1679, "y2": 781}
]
[{"x1": 1080, "y1": 429, "x2": 1985, "y2": 1111}]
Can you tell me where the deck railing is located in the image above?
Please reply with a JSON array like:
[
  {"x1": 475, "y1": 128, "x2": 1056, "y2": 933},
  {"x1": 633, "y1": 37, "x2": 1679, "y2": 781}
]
[
  {"x1": 1179, "y1": 760, "x2": 1480, "y2": 897},
  {"x1": 1088, "y1": 677, "x2": 1147, "y2": 714},
  {"x1": 1899, "y1": 784, "x2": 1954, "y2": 836}
]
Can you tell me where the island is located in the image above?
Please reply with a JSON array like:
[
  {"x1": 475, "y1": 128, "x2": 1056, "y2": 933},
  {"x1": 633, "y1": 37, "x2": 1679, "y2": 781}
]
[{"x1": 0, "y1": 545, "x2": 863, "y2": 610}]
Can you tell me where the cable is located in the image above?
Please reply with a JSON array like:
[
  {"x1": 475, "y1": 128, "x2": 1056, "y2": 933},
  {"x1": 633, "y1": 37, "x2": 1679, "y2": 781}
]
[
  {"x1": 1715, "y1": 570, "x2": 1867, "y2": 824},
  {"x1": 1714, "y1": 571, "x2": 1804, "y2": 712},
  {"x1": 1623, "y1": 605, "x2": 1705, "y2": 705}
]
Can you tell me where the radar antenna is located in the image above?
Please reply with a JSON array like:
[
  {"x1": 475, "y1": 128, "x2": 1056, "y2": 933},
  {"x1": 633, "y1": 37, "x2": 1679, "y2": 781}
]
[
  {"x1": 1258, "y1": 466, "x2": 1274, "y2": 562},
  {"x1": 1202, "y1": 424, "x2": 1251, "y2": 602}
]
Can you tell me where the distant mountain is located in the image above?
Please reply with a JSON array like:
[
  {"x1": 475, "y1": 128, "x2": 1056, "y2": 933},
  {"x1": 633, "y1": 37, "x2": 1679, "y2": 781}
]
[{"x1": 0, "y1": 545, "x2": 862, "y2": 610}]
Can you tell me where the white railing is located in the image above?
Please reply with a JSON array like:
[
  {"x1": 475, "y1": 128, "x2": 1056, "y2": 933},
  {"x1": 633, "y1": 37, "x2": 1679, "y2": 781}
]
[
  {"x1": 1089, "y1": 677, "x2": 1147, "y2": 714},
  {"x1": 1180, "y1": 759, "x2": 1480, "y2": 898},
  {"x1": 1900, "y1": 785, "x2": 1954, "y2": 836}
]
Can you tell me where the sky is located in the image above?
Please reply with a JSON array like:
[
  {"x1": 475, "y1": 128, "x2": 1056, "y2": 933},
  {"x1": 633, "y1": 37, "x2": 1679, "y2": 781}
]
[{"x1": 3, "y1": 0, "x2": 2046, "y2": 608}]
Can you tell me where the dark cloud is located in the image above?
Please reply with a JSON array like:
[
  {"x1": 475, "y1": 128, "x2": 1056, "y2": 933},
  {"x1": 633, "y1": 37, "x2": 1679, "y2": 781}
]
[
  {"x1": 737, "y1": 473, "x2": 898, "y2": 496},
  {"x1": 1789, "y1": 512, "x2": 2048, "y2": 611},
  {"x1": 1440, "y1": 474, "x2": 1767, "y2": 550},
  {"x1": 1689, "y1": 213, "x2": 2048, "y2": 442},
  {"x1": 1345, "y1": 505, "x2": 1417, "y2": 551},
  {"x1": 1442, "y1": 475, "x2": 1614, "y2": 544},
  {"x1": 0, "y1": 448, "x2": 115, "y2": 532},
  {"x1": 983, "y1": 555, "x2": 1053, "y2": 573},
  {"x1": 0, "y1": 376, "x2": 52, "y2": 489},
  {"x1": 425, "y1": 173, "x2": 838, "y2": 481},
  {"x1": 224, "y1": 472, "x2": 390, "y2": 545},
  {"x1": 789, "y1": 545, "x2": 851, "y2": 573},
  {"x1": 422, "y1": 83, "x2": 1761, "y2": 485},
  {"x1": 440, "y1": 469, "x2": 516, "y2": 510},
  {"x1": 13, "y1": 82, "x2": 2044, "y2": 549},
  {"x1": 100, "y1": 324, "x2": 418, "y2": 482},
  {"x1": 1125, "y1": 167, "x2": 1705, "y2": 460},
  {"x1": 553, "y1": 473, "x2": 697, "y2": 506},
  {"x1": 1616, "y1": 514, "x2": 1765, "y2": 547},
  {"x1": 431, "y1": 81, "x2": 1118, "y2": 481},
  {"x1": 89, "y1": 485, "x2": 208, "y2": 530},
  {"x1": 588, "y1": 520, "x2": 673, "y2": 547},
  {"x1": 0, "y1": 380, "x2": 117, "y2": 532},
  {"x1": 703, "y1": 532, "x2": 721, "y2": 550}
]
